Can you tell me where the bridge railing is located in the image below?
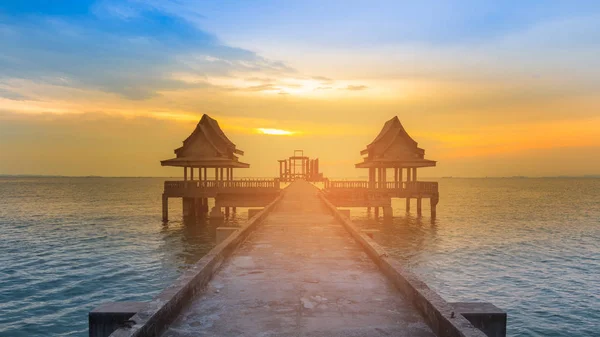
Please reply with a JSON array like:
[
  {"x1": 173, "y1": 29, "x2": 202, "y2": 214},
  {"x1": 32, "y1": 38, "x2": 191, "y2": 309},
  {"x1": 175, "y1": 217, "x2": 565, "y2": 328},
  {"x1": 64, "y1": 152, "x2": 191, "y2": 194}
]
[
  {"x1": 324, "y1": 180, "x2": 438, "y2": 194},
  {"x1": 164, "y1": 179, "x2": 281, "y2": 194}
]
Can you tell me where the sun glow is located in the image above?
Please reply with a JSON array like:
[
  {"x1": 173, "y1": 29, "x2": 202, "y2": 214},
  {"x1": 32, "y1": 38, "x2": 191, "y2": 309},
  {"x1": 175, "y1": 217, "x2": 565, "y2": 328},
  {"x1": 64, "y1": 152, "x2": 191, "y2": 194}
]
[{"x1": 256, "y1": 128, "x2": 295, "y2": 135}]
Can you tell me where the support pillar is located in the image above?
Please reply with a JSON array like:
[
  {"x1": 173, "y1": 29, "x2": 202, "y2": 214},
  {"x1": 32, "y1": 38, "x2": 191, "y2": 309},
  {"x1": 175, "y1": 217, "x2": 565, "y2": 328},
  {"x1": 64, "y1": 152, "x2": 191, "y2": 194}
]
[
  {"x1": 431, "y1": 195, "x2": 439, "y2": 219},
  {"x1": 417, "y1": 198, "x2": 422, "y2": 216},
  {"x1": 195, "y1": 198, "x2": 205, "y2": 219},
  {"x1": 190, "y1": 167, "x2": 194, "y2": 180},
  {"x1": 406, "y1": 167, "x2": 411, "y2": 183},
  {"x1": 413, "y1": 167, "x2": 417, "y2": 181},
  {"x1": 374, "y1": 207, "x2": 380, "y2": 218},
  {"x1": 406, "y1": 198, "x2": 411, "y2": 212},
  {"x1": 225, "y1": 206, "x2": 230, "y2": 218},
  {"x1": 383, "y1": 206, "x2": 393, "y2": 220},
  {"x1": 182, "y1": 197, "x2": 195, "y2": 218},
  {"x1": 162, "y1": 195, "x2": 168, "y2": 222},
  {"x1": 183, "y1": 167, "x2": 187, "y2": 181},
  {"x1": 399, "y1": 167, "x2": 403, "y2": 187}
]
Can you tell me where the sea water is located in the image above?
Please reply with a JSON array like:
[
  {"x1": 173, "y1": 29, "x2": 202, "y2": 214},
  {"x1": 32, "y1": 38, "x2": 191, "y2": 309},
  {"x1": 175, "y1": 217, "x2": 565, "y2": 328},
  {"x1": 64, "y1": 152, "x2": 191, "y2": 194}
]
[{"x1": 0, "y1": 177, "x2": 598, "y2": 336}]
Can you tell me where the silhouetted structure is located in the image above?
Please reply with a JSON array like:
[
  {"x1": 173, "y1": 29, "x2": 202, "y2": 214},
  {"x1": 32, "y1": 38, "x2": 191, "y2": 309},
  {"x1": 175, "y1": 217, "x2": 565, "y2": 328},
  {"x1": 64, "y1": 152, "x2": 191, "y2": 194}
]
[
  {"x1": 277, "y1": 150, "x2": 325, "y2": 182},
  {"x1": 324, "y1": 116, "x2": 439, "y2": 218},
  {"x1": 161, "y1": 114, "x2": 280, "y2": 221}
]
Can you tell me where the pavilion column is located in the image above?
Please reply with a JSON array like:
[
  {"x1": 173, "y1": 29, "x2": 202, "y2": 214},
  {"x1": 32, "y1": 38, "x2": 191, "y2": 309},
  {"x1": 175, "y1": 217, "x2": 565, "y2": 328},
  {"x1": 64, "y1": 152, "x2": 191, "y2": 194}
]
[
  {"x1": 230, "y1": 168, "x2": 234, "y2": 181},
  {"x1": 413, "y1": 167, "x2": 418, "y2": 182},
  {"x1": 399, "y1": 167, "x2": 403, "y2": 188},
  {"x1": 203, "y1": 168, "x2": 207, "y2": 184},
  {"x1": 215, "y1": 168, "x2": 219, "y2": 181},
  {"x1": 198, "y1": 167, "x2": 202, "y2": 183},
  {"x1": 190, "y1": 167, "x2": 194, "y2": 180},
  {"x1": 184, "y1": 167, "x2": 187, "y2": 181},
  {"x1": 220, "y1": 168, "x2": 224, "y2": 182},
  {"x1": 394, "y1": 168, "x2": 398, "y2": 188},
  {"x1": 406, "y1": 167, "x2": 412, "y2": 183},
  {"x1": 417, "y1": 198, "x2": 422, "y2": 216},
  {"x1": 226, "y1": 167, "x2": 230, "y2": 181}
]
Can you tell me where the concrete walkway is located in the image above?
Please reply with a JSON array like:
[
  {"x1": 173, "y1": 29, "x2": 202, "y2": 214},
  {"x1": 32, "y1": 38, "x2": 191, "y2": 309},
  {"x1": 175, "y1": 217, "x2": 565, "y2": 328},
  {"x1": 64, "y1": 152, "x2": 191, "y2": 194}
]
[{"x1": 162, "y1": 181, "x2": 435, "y2": 337}]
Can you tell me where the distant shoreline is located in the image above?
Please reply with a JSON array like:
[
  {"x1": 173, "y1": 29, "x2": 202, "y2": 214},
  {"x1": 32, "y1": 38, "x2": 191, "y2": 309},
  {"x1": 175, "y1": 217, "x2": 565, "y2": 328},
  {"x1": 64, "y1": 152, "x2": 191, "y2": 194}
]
[{"x1": 1, "y1": 175, "x2": 599, "y2": 179}]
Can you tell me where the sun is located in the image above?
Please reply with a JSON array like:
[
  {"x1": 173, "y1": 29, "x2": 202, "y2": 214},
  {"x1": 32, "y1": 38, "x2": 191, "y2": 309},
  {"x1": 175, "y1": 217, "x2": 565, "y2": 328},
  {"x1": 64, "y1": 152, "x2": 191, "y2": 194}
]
[{"x1": 256, "y1": 128, "x2": 295, "y2": 135}]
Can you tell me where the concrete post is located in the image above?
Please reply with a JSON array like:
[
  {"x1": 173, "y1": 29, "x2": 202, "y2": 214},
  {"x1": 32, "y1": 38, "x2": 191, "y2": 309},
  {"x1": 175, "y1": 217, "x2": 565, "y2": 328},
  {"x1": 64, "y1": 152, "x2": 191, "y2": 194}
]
[
  {"x1": 162, "y1": 195, "x2": 168, "y2": 222},
  {"x1": 406, "y1": 198, "x2": 411, "y2": 212},
  {"x1": 89, "y1": 302, "x2": 147, "y2": 337},
  {"x1": 451, "y1": 302, "x2": 507, "y2": 337},
  {"x1": 417, "y1": 198, "x2": 422, "y2": 216}
]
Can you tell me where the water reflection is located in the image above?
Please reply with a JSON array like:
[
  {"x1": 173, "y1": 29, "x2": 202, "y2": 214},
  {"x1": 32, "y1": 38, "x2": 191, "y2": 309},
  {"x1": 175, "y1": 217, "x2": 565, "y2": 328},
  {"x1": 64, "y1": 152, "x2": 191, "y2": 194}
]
[
  {"x1": 352, "y1": 207, "x2": 439, "y2": 267},
  {"x1": 159, "y1": 208, "x2": 251, "y2": 269}
]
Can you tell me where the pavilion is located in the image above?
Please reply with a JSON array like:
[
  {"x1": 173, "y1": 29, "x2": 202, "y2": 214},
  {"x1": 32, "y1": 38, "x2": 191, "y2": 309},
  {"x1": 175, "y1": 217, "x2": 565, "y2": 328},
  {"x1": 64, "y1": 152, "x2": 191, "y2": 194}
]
[
  {"x1": 325, "y1": 116, "x2": 439, "y2": 218},
  {"x1": 160, "y1": 114, "x2": 279, "y2": 221}
]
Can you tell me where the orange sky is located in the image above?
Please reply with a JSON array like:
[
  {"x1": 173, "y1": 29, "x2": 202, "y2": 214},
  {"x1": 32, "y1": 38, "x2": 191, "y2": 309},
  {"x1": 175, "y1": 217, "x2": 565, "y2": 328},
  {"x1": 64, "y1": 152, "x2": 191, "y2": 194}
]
[{"x1": 1, "y1": 1, "x2": 600, "y2": 177}]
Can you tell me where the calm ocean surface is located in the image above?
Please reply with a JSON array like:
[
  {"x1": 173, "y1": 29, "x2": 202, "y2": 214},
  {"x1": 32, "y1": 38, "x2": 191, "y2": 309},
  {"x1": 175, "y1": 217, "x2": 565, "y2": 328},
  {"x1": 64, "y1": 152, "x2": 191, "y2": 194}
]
[{"x1": 0, "y1": 177, "x2": 598, "y2": 336}]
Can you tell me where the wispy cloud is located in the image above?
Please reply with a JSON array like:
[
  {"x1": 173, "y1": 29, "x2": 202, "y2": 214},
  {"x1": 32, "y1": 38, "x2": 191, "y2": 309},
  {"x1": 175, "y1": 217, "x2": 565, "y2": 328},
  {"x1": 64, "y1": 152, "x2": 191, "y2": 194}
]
[
  {"x1": 344, "y1": 85, "x2": 368, "y2": 91},
  {"x1": 0, "y1": 3, "x2": 295, "y2": 100}
]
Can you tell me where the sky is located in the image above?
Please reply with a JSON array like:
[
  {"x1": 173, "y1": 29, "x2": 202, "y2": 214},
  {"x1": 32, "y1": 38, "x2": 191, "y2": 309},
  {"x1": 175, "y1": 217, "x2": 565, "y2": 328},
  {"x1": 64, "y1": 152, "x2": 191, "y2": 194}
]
[{"x1": 1, "y1": 0, "x2": 600, "y2": 177}]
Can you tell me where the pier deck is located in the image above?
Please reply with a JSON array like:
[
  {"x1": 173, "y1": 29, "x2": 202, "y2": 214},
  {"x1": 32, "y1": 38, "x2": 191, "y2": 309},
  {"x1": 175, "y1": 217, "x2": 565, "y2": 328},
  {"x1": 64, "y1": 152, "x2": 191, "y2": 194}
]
[{"x1": 161, "y1": 181, "x2": 435, "y2": 337}]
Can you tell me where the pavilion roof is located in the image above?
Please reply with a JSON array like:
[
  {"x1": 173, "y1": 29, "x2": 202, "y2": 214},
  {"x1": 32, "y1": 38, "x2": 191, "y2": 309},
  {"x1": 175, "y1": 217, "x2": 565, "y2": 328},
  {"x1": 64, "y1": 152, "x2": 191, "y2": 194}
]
[
  {"x1": 356, "y1": 116, "x2": 436, "y2": 168},
  {"x1": 161, "y1": 114, "x2": 249, "y2": 168}
]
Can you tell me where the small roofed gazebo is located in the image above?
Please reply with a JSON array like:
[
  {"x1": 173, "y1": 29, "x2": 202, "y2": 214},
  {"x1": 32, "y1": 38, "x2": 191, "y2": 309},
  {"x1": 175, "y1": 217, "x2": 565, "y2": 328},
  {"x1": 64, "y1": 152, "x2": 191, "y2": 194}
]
[
  {"x1": 161, "y1": 114, "x2": 249, "y2": 181},
  {"x1": 356, "y1": 116, "x2": 439, "y2": 217},
  {"x1": 356, "y1": 116, "x2": 436, "y2": 187}
]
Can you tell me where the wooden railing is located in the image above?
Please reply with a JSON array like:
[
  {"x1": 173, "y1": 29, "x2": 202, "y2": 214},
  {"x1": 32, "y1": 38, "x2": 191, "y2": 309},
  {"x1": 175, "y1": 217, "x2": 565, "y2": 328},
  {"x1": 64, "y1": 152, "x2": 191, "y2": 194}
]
[
  {"x1": 325, "y1": 180, "x2": 369, "y2": 189},
  {"x1": 324, "y1": 180, "x2": 438, "y2": 195},
  {"x1": 164, "y1": 179, "x2": 280, "y2": 194},
  {"x1": 405, "y1": 181, "x2": 438, "y2": 194}
]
